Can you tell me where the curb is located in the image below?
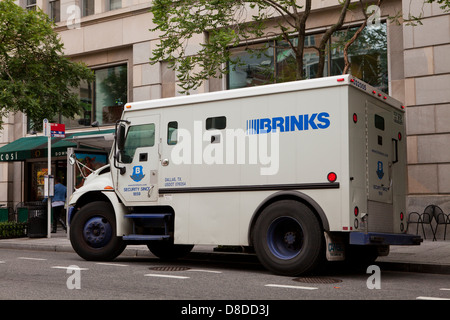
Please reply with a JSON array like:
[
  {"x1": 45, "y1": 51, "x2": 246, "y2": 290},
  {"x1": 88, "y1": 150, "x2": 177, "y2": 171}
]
[
  {"x1": 378, "y1": 261, "x2": 450, "y2": 275},
  {"x1": 0, "y1": 241, "x2": 154, "y2": 257},
  {"x1": 0, "y1": 242, "x2": 74, "y2": 253}
]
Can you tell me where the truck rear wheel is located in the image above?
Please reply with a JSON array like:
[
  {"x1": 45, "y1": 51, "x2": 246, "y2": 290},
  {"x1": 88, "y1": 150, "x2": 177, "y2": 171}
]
[
  {"x1": 70, "y1": 201, "x2": 126, "y2": 261},
  {"x1": 253, "y1": 200, "x2": 323, "y2": 276}
]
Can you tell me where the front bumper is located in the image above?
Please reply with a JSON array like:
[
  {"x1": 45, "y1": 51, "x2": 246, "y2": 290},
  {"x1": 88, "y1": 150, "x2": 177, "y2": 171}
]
[{"x1": 67, "y1": 205, "x2": 76, "y2": 226}]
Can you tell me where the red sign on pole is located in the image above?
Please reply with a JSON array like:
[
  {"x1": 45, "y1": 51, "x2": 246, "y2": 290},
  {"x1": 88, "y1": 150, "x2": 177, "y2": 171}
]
[{"x1": 50, "y1": 123, "x2": 65, "y2": 137}]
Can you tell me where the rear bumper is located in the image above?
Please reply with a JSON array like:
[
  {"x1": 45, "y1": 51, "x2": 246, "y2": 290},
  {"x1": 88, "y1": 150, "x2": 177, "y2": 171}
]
[{"x1": 350, "y1": 232, "x2": 423, "y2": 246}]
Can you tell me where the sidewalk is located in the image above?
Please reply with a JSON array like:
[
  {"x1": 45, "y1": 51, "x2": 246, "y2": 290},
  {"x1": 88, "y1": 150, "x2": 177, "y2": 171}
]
[{"x1": 1, "y1": 230, "x2": 449, "y2": 274}]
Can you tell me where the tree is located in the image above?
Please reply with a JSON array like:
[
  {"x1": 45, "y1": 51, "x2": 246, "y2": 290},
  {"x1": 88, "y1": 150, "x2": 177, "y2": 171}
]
[
  {"x1": 149, "y1": 0, "x2": 390, "y2": 94},
  {"x1": 150, "y1": 0, "x2": 449, "y2": 95},
  {"x1": 0, "y1": 0, "x2": 94, "y2": 130}
]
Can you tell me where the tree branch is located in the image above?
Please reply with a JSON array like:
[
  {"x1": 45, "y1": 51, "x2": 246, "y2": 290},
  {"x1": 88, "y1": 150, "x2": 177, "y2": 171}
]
[
  {"x1": 343, "y1": 0, "x2": 383, "y2": 74},
  {"x1": 315, "y1": 0, "x2": 351, "y2": 77}
]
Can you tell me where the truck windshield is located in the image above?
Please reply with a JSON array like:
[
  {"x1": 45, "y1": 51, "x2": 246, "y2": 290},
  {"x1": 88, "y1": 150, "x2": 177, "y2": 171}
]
[{"x1": 120, "y1": 123, "x2": 155, "y2": 163}]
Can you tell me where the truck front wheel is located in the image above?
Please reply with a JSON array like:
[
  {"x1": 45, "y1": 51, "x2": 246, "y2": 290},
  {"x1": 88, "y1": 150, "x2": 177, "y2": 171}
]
[
  {"x1": 253, "y1": 200, "x2": 324, "y2": 276},
  {"x1": 70, "y1": 201, "x2": 126, "y2": 261}
]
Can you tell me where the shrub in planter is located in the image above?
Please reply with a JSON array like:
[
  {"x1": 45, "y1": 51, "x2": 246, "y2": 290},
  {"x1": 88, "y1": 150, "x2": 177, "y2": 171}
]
[{"x1": 0, "y1": 221, "x2": 27, "y2": 239}]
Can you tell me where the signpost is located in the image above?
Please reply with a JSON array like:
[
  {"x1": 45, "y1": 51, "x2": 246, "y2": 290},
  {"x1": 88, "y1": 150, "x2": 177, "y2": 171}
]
[{"x1": 43, "y1": 119, "x2": 65, "y2": 238}]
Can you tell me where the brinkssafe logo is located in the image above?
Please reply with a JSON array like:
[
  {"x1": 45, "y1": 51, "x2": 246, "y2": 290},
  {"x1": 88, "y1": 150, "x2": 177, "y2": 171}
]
[{"x1": 246, "y1": 112, "x2": 331, "y2": 135}]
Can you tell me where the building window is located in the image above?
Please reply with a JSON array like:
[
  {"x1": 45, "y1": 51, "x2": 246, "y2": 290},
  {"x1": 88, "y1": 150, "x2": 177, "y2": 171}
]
[
  {"x1": 228, "y1": 34, "x2": 327, "y2": 89},
  {"x1": 26, "y1": 0, "x2": 37, "y2": 11},
  {"x1": 95, "y1": 65, "x2": 127, "y2": 126},
  {"x1": 82, "y1": 0, "x2": 94, "y2": 17},
  {"x1": 228, "y1": 22, "x2": 387, "y2": 93},
  {"x1": 49, "y1": 0, "x2": 60, "y2": 22},
  {"x1": 108, "y1": 0, "x2": 121, "y2": 11},
  {"x1": 61, "y1": 80, "x2": 93, "y2": 128},
  {"x1": 59, "y1": 64, "x2": 127, "y2": 129},
  {"x1": 331, "y1": 23, "x2": 388, "y2": 93},
  {"x1": 276, "y1": 35, "x2": 326, "y2": 82},
  {"x1": 228, "y1": 43, "x2": 274, "y2": 89}
]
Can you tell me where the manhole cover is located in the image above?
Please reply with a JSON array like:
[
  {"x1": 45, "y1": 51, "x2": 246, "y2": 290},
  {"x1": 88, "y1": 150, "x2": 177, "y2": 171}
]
[
  {"x1": 149, "y1": 266, "x2": 190, "y2": 272},
  {"x1": 293, "y1": 276, "x2": 342, "y2": 284}
]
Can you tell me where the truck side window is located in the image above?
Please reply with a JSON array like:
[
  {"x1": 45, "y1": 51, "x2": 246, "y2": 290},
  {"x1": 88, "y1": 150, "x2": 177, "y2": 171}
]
[
  {"x1": 206, "y1": 116, "x2": 226, "y2": 130},
  {"x1": 374, "y1": 114, "x2": 385, "y2": 131},
  {"x1": 167, "y1": 121, "x2": 178, "y2": 145},
  {"x1": 121, "y1": 123, "x2": 155, "y2": 163}
]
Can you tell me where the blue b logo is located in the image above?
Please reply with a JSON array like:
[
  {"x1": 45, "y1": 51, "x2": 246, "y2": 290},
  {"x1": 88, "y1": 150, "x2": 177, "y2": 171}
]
[
  {"x1": 131, "y1": 165, "x2": 145, "y2": 182},
  {"x1": 376, "y1": 161, "x2": 384, "y2": 180}
]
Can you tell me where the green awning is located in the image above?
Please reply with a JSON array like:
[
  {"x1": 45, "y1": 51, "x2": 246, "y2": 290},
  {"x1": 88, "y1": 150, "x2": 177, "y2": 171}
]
[{"x1": 0, "y1": 129, "x2": 114, "y2": 162}]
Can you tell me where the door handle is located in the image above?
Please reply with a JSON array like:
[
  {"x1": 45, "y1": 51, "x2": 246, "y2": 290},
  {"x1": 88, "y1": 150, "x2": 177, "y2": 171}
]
[
  {"x1": 392, "y1": 138, "x2": 398, "y2": 164},
  {"x1": 210, "y1": 134, "x2": 220, "y2": 143},
  {"x1": 148, "y1": 185, "x2": 154, "y2": 197}
]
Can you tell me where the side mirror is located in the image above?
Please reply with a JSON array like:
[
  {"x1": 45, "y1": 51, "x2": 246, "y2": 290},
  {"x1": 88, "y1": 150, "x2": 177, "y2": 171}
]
[
  {"x1": 114, "y1": 119, "x2": 130, "y2": 175},
  {"x1": 117, "y1": 123, "x2": 126, "y2": 151}
]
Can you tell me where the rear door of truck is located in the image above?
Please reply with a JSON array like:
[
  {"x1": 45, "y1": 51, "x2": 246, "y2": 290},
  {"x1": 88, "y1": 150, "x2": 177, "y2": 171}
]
[{"x1": 366, "y1": 101, "x2": 395, "y2": 232}]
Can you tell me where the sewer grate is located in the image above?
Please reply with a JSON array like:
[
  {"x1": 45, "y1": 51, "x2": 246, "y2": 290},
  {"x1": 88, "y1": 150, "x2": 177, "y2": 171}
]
[
  {"x1": 149, "y1": 266, "x2": 190, "y2": 272},
  {"x1": 293, "y1": 276, "x2": 342, "y2": 284}
]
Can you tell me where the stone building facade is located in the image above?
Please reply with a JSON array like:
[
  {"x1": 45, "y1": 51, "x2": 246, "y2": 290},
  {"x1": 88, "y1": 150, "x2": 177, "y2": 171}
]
[{"x1": 401, "y1": 2, "x2": 450, "y2": 216}]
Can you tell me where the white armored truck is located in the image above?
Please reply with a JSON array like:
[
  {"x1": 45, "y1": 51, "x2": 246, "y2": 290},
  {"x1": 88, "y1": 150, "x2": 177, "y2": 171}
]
[{"x1": 68, "y1": 75, "x2": 421, "y2": 276}]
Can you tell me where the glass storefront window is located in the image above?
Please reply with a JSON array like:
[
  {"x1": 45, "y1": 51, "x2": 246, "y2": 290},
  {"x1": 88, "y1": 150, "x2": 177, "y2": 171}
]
[{"x1": 29, "y1": 161, "x2": 66, "y2": 201}]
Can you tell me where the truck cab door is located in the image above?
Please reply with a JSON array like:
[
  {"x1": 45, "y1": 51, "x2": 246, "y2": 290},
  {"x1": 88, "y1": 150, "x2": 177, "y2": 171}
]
[{"x1": 114, "y1": 115, "x2": 160, "y2": 204}]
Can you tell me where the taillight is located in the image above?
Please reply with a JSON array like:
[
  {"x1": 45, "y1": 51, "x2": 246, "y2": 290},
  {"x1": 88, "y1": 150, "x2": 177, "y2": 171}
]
[
  {"x1": 327, "y1": 172, "x2": 337, "y2": 183},
  {"x1": 354, "y1": 207, "x2": 359, "y2": 217}
]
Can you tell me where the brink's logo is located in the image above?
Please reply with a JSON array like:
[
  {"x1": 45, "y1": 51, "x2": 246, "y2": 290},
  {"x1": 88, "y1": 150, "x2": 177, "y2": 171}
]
[{"x1": 246, "y1": 112, "x2": 331, "y2": 135}]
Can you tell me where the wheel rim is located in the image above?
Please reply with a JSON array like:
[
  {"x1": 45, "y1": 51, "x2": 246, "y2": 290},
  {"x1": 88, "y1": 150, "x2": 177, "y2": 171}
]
[
  {"x1": 267, "y1": 216, "x2": 304, "y2": 260},
  {"x1": 83, "y1": 216, "x2": 112, "y2": 249}
]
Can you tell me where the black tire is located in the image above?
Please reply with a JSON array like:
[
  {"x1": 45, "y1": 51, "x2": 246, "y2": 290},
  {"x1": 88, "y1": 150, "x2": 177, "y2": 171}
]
[
  {"x1": 70, "y1": 201, "x2": 126, "y2": 261},
  {"x1": 253, "y1": 200, "x2": 324, "y2": 276},
  {"x1": 147, "y1": 241, "x2": 194, "y2": 260}
]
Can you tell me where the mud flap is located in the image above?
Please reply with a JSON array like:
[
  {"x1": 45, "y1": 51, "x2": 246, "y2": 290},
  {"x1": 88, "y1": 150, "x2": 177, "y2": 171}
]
[
  {"x1": 324, "y1": 232, "x2": 345, "y2": 261},
  {"x1": 377, "y1": 245, "x2": 390, "y2": 257}
]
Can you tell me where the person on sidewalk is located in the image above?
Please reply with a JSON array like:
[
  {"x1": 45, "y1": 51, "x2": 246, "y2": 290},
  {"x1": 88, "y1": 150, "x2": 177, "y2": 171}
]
[{"x1": 52, "y1": 177, "x2": 67, "y2": 233}]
